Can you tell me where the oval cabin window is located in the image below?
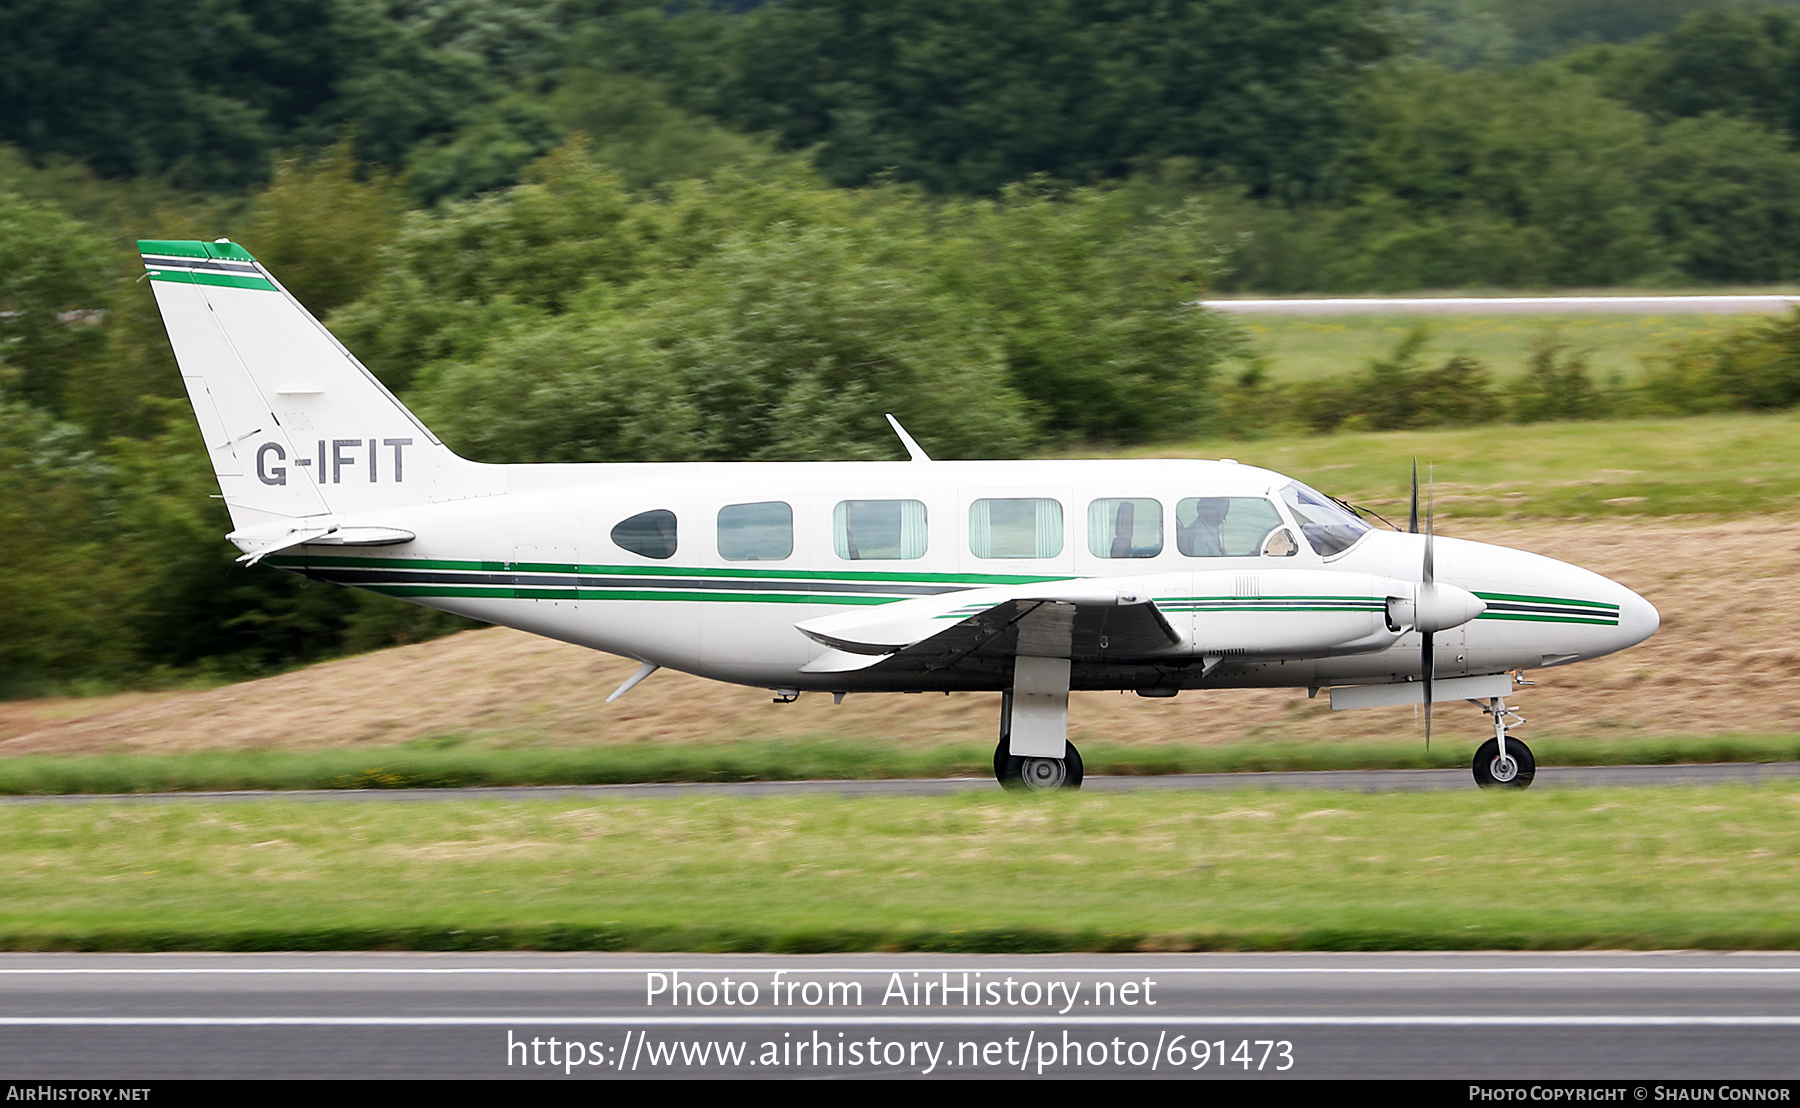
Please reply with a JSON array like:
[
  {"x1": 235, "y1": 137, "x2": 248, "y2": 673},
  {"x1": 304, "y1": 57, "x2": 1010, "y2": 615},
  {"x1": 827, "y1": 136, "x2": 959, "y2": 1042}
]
[{"x1": 611, "y1": 509, "x2": 678, "y2": 560}]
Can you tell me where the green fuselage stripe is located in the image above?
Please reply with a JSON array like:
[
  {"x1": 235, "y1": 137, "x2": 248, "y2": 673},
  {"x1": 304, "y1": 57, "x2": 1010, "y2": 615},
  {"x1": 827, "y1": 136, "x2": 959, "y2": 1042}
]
[
  {"x1": 271, "y1": 554, "x2": 1061, "y2": 586},
  {"x1": 1475, "y1": 612, "x2": 1618, "y2": 626},
  {"x1": 1473, "y1": 590, "x2": 1619, "y2": 611}
]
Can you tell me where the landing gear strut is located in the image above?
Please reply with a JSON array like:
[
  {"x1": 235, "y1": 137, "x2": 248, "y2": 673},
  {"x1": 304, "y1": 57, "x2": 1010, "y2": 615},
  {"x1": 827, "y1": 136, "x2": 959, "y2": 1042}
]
[{"x1": 1472, "y1": 695, "x2": 1534, "y2": 789}]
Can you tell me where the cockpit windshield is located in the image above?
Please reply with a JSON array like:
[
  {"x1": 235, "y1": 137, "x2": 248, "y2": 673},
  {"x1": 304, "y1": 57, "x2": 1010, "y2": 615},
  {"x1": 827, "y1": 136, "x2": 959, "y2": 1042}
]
[{"x1": 1279, "y1": 482, "x2": 1372, "y2": 557}]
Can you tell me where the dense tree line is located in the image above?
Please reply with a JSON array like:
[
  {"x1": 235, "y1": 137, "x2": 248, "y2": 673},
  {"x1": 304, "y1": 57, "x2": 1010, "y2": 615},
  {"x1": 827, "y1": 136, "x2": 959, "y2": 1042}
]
[{"x1": 17, "y1": 3, "x2": 1800, "y2": 291}]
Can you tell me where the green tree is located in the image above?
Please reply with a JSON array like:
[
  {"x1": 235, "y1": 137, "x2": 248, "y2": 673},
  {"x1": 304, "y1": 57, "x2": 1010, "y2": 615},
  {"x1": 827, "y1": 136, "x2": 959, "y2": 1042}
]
[
  {"x1": 331, "y1": 143, "x2": 650, "y2": 391},
  {"x1": 696, "y1": 0, "x2": 1397, "y2": 195},
  {"x1": 241, "y1": 140, "x2": 408, "y2": 315},
  {"x1": 0, "y1": 396, "x2": 135, "y2": 689},
  {"x1": 415, "y1": 224, "x2": 1036, "y2": 463},
  {"x1": 0, "y1": 0, "x2": 499, "y2": 189},
  {"x1": 0, "y1": 194, "x2": 113, "y2": 415},
  {"x1": 930, "y1": 185, "x2": 1239, "y2": 441},
  {"x1": 1286, "y1": 327, "x2": 1502, "y2": 433},
  {"x1": 1218, "y1": 66, "x2": 1671, "y2": 290},
  {"x1": 1644, "y1": 310, "x2": 1800, "y2": 413},
  {"x1": 1589, "y1": 8, "x2": 1800, "y2": 131},
  {"x1": 1643, "y1": 114, "x2": 1800, "y2": 282},
  {"x1": 1511, "y1": 337, "x2": 1608, "y2": 423}
]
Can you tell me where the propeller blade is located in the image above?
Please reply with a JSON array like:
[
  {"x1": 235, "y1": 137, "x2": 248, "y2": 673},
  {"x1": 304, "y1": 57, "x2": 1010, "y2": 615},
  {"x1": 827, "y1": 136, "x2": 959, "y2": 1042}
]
[
  {"x1": 1408, "y1": 459, "x2": 1419, "y2": 534},
  {"x1": 1420, "y1": 463, "x2": 1435, "y2": 749},
  {"x1": 1422, "y1": 466, "x2": 1434, "y2": 587},
  {"x1": 1422, "y1": 630, "x2": 1434, "y2": 750}
]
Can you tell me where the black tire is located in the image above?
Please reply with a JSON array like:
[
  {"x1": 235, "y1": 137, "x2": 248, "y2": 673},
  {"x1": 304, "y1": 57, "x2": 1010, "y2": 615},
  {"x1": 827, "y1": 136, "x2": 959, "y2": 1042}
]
[
  {"x1": 994, "y1": 739, "x2": 1084, "y2": 791},
  {"x1": 1472, "y1": 736, "x2": 1535, "y2": 789}
]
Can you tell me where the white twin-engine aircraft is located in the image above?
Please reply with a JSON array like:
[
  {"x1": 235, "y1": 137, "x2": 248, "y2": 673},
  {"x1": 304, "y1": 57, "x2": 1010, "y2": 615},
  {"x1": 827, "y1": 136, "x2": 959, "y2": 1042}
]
[{"x1": 142, "y1": 239, "x2": 1658, "y2": 791}]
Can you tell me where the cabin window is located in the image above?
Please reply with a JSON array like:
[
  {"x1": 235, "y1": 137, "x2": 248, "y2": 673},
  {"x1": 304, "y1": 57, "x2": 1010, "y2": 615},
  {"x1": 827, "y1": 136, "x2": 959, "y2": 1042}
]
[
  {"x1": 1279, "y1": 482, "x2": 1371, "y2": 557},
  {"x1": 834, "y1": 500, "x2": 928, "y2": 560},
  {"x1": 1176, "y1": 497, "x2": 1286, "y2": 557},
  {"x1": 610, "y1": 509, "x2": 677, "y2": 560},
  {"x1": 969, "y1": 498, "x2": 1063, "y2": 559},
  {"x1": 1087, "y1": 498, "x2": 1162, "y2": 558},
  {"x1": 717, "y1": 501, "x2": 793, "y2": 561}
]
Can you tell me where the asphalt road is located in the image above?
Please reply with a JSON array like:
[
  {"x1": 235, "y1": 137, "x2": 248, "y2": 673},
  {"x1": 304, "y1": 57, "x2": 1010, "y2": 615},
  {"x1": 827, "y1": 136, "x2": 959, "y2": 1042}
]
[
  {"x1": 1, "y1": 952, "x2": 1797, "y2": 1080},
  {"x1": 2, "y1": 761, "x2": 1796, "y2": 805}
]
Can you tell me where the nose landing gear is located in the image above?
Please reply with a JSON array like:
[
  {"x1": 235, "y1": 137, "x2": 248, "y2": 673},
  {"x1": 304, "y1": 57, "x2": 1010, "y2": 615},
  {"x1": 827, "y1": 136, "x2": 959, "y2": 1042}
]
[{"x1": 1472, "y1": 696, "x2": 1534, "y2": 789}]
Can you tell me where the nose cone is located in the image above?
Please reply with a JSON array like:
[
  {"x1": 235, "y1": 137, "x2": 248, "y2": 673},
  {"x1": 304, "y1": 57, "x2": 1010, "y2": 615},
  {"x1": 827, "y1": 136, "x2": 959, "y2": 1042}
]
[{"x1": 1615, "y1": 585, "x2": 1660, "y2": 652}]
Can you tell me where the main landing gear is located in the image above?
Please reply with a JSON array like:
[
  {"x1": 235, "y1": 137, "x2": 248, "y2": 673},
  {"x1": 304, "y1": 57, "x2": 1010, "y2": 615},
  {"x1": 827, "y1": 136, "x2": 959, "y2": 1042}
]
[
  {"x1": 992, "y1": 676, "x2": 1084, "y2": 791},
  {"x1": 1472, "y1": 695, "x2": 1534, "y2": 789},
  {"x1": 994, "y1": 736, "x2": 1085, "y2": 791}
]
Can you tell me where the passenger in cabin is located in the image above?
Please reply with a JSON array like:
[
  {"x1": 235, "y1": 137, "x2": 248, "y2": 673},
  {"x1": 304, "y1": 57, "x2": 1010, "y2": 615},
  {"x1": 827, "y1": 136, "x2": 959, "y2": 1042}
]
[{"x1": 1179, "y1": 497, "x2": 1230, "y2": 557}]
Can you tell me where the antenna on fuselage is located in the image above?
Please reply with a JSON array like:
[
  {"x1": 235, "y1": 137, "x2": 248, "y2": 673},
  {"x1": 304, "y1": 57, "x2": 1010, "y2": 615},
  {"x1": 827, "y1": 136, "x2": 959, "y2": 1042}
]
[{"x1": 885, "y1": 414, "x2": 932, "y2": 462}]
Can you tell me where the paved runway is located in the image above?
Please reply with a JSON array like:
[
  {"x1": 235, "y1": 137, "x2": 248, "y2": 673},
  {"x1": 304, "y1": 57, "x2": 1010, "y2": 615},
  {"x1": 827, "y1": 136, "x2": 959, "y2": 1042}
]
[
  {"x1": 2, "y1": 761, "x2": 1796, "y2": 805},
  {"x1": 1, "y1": 952, "x2": 1797, "y2": 1079},
  {"x1": 1201, "y1": 294, "x2": 1800, "y2": 315}
]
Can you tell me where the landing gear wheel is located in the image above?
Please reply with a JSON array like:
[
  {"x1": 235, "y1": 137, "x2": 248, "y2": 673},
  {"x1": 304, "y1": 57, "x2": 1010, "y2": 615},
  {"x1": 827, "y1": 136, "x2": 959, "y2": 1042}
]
[
  {"x1": 994, "y1": 739, "x2": 1084, "y2": 791},
  {"x1": 1473, "y1": 736, "x2": 1535, "y2": 789}
]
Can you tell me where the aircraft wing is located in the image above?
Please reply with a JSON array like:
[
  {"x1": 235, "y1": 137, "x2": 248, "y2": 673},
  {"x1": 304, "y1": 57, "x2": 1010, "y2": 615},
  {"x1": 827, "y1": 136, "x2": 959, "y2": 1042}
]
[{"x1": 795, "y1": 581, "x2": 1181, "y2": 675}]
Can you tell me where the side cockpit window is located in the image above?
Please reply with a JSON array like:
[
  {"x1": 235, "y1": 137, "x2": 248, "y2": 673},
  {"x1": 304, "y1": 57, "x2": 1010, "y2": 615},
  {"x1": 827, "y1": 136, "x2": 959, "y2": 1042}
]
[
  {"x1": 611, "y1": 509, "x2": 677, "y2": 560},
  {"x1": 1177, "y1": 497, "x2": 1284, "y2": 557},
  {"x1": 718, "y1": 501, "x2": 793, "y2": 561}
]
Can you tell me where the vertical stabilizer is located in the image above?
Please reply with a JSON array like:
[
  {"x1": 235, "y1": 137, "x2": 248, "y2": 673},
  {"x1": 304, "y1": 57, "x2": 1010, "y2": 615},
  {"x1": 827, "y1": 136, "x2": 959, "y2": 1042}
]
[{"x1": 139, "y1": 240, "x2": 484, "y2": 537}]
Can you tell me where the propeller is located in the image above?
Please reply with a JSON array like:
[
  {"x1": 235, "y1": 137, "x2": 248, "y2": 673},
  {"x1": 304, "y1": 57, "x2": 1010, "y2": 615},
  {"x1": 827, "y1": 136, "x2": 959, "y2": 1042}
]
[
  {"x1": 1396, "y1": 462, "x2": 1487, "y2": 748},
  {"x1": 1408, "y1": 458, "x2": 1420, "y2": 535},
  {"x1": 1419, "y1": 465, "x2": 1434, "y2": 748}
]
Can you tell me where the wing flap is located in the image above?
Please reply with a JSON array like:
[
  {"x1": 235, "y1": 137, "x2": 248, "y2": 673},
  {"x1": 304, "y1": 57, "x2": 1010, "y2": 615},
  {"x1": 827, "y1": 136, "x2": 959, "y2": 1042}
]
[
  {"x1": 795, "y1": 580, "x2": 1182, "y2": 671},
  {"x1": 798, "y1": 648, "x2": 891, "y2": 675}
]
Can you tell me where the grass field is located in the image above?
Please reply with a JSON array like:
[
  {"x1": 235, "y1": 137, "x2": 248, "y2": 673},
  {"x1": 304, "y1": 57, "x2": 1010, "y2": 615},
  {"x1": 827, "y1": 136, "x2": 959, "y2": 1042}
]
[
  {"x1": 1238, "y1": 312, "x2": 1752, "y2": 384},
  {"x1": 3, "y1": 785, "x2": 1796, "y2": 951},
  {"x1": 1117, "y1": 409, "x2": 1800, "y2": 518}
]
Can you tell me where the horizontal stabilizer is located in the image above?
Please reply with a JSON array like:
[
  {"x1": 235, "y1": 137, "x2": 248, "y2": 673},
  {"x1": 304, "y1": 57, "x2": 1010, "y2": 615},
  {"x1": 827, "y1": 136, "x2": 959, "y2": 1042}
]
[{"x1": 228, "y1": 520, "x2": 416, "y2": 565}]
